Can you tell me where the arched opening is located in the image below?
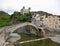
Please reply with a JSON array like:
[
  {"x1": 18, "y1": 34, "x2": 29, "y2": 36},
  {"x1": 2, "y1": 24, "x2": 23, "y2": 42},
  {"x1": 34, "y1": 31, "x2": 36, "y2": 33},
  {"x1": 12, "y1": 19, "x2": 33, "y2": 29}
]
[
  {"x1": 12, "y1": 23, "x2": 45, "y2": 37},
  {"x1": 25, "y1": 25, "x2": 39, "y2": 36},
  {"x1": 38, "y1": 28, "x2": 45, "y2": 37}
]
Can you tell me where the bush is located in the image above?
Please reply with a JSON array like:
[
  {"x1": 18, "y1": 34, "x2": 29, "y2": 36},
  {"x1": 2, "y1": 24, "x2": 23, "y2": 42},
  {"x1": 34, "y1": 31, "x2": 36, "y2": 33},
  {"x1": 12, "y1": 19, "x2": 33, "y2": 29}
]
[{"x1": 11, "y1": 12, "x2": 32, "y2": 23}]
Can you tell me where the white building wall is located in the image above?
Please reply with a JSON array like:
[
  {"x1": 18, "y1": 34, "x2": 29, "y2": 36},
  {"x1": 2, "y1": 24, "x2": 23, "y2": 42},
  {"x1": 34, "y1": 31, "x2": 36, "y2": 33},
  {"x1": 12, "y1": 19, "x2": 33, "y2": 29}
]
[{"x1": 20, "y1": 7, "x2": 30, "y2": 15}]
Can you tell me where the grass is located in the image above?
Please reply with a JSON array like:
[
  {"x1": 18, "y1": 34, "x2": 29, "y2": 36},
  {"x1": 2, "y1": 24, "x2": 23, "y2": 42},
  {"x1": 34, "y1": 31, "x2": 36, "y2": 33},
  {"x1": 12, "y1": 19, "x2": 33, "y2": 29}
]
[
  {"x1": 14, "y1": 39, "x2": 60, "y2": 46},
  {"x1": 0, "y1": 11, "x2": 13, "y2": 27},
  {"x1": 0, "y1": 20, "x2": 13, "y2": 27}
]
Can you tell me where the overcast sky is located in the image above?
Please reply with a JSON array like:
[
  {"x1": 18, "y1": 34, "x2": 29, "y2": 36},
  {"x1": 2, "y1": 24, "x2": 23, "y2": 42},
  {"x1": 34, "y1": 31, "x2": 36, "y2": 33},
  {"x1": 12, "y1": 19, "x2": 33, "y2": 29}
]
[{"x1": 0, "y1": 0, "x2": 60, "y2": 15}]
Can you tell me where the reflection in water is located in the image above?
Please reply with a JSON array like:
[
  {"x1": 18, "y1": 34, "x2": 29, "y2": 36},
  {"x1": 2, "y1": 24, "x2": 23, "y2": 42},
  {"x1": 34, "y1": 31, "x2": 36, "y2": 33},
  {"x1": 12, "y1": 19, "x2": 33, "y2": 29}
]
[
  {"x1": 14, "y1": 25, "x2": 60, "y2": 46},
  {"x1": 40, "y1": 39, "x2": 46, "y2": 46},
  {"x1": 15, "y1": 39, "x2": 60, "y2": 46}
]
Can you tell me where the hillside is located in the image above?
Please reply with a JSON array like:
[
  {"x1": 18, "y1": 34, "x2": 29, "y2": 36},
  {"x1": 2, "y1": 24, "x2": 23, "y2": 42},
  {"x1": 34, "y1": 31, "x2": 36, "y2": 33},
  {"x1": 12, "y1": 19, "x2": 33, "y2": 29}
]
[
  {"x1": 10, "y1": 12, "x2": 32, "y2": 23},
  {"x1": 0, "y1": 11, "x2": 13, "y2": 27},
  {"x1": 31, "y1": 11, "x2": 52, "y2": 15},
  {"x1": 0, "y1": 11, "x2": 53, "y2": 27}
]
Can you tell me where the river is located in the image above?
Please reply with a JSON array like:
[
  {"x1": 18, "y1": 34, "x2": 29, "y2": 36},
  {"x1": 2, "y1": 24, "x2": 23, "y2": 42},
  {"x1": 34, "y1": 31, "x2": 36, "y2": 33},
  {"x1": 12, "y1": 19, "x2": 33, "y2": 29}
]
[{"x1": 50, "y1": 35, "x2": 60, "y2": 43}]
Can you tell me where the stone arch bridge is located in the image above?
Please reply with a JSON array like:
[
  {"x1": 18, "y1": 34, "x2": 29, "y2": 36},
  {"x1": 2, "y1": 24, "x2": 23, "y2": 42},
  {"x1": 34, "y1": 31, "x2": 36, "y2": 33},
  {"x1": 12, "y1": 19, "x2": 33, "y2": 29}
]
[
  {"x1": 0, "y1": 22, "x2": 45, "y2": 34},
  {"x1": 0, "y1": 22, "x2": 46, "y2": 46},
  {"x1": 0, "y1": 22, "x2": 45, "y2": 39},
  {"x1": 0, "y1": 22, "x2": 59, "y2": 46}
]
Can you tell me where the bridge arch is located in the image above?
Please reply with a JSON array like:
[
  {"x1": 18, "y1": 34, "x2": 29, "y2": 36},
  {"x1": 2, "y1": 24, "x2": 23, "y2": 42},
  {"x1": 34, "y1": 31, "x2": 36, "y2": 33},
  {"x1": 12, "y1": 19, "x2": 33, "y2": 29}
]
[
  {"x1": 0, "y1": 22, "x2": 46, "y2": 38},
  {"x1": 13, "y1": 23, "x2": 46, "y2": 36}
]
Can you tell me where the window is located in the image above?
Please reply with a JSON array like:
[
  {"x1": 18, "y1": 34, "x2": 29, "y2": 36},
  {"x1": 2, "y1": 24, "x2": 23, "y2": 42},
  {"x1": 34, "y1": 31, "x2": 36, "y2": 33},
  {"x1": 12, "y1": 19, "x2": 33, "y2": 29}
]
[
  {"x1": 59, "y1": 25, "x2": 60, "y2": 28},
  {"x1": 59, "y1": 19, "x2": 60, "y2": 21},
  {"x1": 40, "y1": 17, "x2": 43, "y2": 21},
  {"x1": 40, "y1": 25, "x2": 42, "y2": 27},
  {"x1": 58, "y1": 16, "x2": 60, "y2": 18},
  {"x1": 39, "y1": 29, "x2": 42, "y2": 31}
]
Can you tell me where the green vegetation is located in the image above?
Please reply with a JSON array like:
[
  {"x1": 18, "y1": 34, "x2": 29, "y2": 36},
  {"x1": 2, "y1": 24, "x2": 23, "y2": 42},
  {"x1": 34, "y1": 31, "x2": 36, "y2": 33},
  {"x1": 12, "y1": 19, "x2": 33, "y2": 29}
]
[
  {"x1": 11, "y1": 12, "x2": 32, "y2": 23},
  {"x1": 14, "y1": 39, "x2": 60, "y2": 46},
  {"x1": 0, "y1": 11, "x2": 53, "y2": 27},
  {"x1": 0, "y1": 11, "x2": 13, "y2": 27},
  {"x1": 17, "y1": 33, "x2": 40, "y2": 42},
  {"x1": 31, "y1": 11, "x2": 52, "y2": 15},
  {"x1": 0, "y1": 11, "x2": 32, "y2": 27},
  {"x1": 13, "y1": 30, "x2": 40, "y2": 42},
  {"x1": 14, "y1": 29, "x2": 60, "y2": 46}
]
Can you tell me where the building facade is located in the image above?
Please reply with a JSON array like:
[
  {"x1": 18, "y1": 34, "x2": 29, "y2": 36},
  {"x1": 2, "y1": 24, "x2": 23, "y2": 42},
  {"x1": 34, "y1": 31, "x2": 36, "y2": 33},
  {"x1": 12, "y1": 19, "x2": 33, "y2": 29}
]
[
  {"x1": 45, "y1": 15, "x2": 58, "y2": 29},
  {"x1": 20, "y1": 6, "x2": 31, "y2": 15},
  {"x1": 32, "y1": 13, "x2": 40, "y2": 26},
  {"x1": 32, "y1": 13, "x2": 46, "y2": 27},
  {"x1": 57, "y1": 16, "x2": 60, "y2": 29},
  {"x1": 32, "y1": 13, "x2": 59, "y2": 29}
]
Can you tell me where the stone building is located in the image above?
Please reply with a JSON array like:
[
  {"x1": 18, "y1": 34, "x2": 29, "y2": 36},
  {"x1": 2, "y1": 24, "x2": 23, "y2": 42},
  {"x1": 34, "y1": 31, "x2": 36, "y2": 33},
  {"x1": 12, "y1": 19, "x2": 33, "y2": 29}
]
[
  {"x1": 32, "y1": 13, "x2": 59, "y2": 30},
  {"x1": 45, "y1": 15, "x2": 58, "y2": 29},
  {"x1": 32, "y1": 13, "x2": 40, "y2": 26},
  {"x1": 20, "y1": 6, "x2": 31, "y2": 15},
  {"x1": 32, "y1": 13, "x2": 46, "y2": 28},
  {"x1": 57, "y1": 15, "x2": 60, "y2": 29}
]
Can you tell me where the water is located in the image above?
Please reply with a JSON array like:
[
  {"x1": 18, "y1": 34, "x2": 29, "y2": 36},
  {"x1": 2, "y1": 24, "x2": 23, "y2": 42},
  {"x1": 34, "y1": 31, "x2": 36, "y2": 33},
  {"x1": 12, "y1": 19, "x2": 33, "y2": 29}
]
[
  {"x1": 50, "y1": 35, "x2": 60, "y2": 43},
  {"x1": 15, "y1": 38, "x2": 60, "y2": 46},
  {"x1": 14, "y1": 33, "x2": 60, "y2": 46}
]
